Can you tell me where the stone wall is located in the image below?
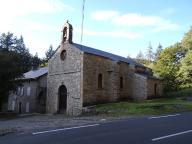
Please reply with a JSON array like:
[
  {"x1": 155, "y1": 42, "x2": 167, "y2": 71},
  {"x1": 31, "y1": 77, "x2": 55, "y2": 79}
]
[
  {"x1": 83, "y1": 53, "x2": 135, "y2": 105},
  {"x1": 47, "y1": 43, "x2": 83, "y2": 116},
  {"x1": 119, "y1": 62, "x2": 135, "y2": 100},
  {"x1": 132, "y1": 73, "x2": 148, "y2": 100},
  {"x1": 8, "y1": 80, "x2": 38, "y2": 113},
  {"x1": 83, "y1": 53, "x2": 117, "y2": 105},
  {"x1": 36, "y1": 74, "x2": 47, "y2": 113},
  {"x1": 38, "y1": 74, "x2": 47, "y2": 88},
  {"x1": 147, "y1": 78, "x2": 164, "y2": 99}
]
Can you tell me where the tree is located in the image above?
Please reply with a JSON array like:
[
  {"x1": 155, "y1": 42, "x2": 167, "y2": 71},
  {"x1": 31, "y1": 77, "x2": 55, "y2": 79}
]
[
  {"x1": 181, "y1": 26, "x2": 192, "y2": 51},
  {"x1": 31, "y1": 53, "x2": 41, "y2": 69},
  {"x1": 41, "y1": 45, "x2": 55, "y2": 66},
  {"x1": 15, "y1": 36, "x2": 32, "y2": 72},
  {"x1": 153, "y1": 45, "x2": 182, "y2": 91},
  {"x1": 0, "y1": 51, "x2": 24, "y2": 110},
  {"x1": 0, "y1": 32, "x2": 16, "y2": 51},
  {"x1": 135, "y1": 50, "x2": 147, "y2": 66},
  {"x1": 45, "y1": 45, "x2": 54, "y2": 60},
  {"x1": 0, "y1": 32, "x2": 32, "y2": 110},
  {"x1": 177, "y1": 50, "x2": 192, "y2": 88},
  {"x1": 146, "y1": 42, "x2": 154, "y2": 62},
  {"x1": 155, "y1": 43, "x2": 163, "y2": 60},
  {"x1": 136, "y1": 50, "x2": 144, "y2": 60}
]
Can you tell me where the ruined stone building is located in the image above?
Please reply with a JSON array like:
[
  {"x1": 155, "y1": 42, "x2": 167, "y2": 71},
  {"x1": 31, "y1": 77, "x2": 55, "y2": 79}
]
[
  {"x1": 8, "y1": 67, "x2": 47, "y2": 113},
  {"x1": 46, "y1": 21, "x2": 163, "y2": 116}
]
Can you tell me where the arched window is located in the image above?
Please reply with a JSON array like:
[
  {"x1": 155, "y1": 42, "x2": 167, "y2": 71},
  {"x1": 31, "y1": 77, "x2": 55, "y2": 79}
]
[
  {"x1": 63, "y1": 27, "x2": 67, "y2": 42},
  {"x1": 98, "y1": 74, "x2": 103, "y2": 89},
  {"x1": 60, "y1": 50, "x2": 67, "y2": 61},
  {"x1": 120, "y1": 77, "x2": 123, "y2": 89}
]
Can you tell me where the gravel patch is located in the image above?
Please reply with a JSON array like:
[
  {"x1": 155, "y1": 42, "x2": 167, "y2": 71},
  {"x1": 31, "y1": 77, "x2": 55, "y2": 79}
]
[{"x1": 0, "y1": 114, "x2": 110, "y2": 135}]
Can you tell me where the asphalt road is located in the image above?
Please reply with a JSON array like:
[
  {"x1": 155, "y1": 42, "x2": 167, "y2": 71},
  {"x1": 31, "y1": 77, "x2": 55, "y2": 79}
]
[{"x1": 0, "y1": 112, "x2": 192, "y2": 144}]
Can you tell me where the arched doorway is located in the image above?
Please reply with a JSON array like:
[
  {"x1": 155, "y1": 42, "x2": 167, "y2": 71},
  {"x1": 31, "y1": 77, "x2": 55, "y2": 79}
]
[
  {"x1": 37, "y1": 89, "x2": 46, "y2": 113},
  {"x1": 58, "y1": 85, "x2": 67, "y2": 113},
  {"x1": 19, "y1": 102, "x2": 22, "y2": 114}
]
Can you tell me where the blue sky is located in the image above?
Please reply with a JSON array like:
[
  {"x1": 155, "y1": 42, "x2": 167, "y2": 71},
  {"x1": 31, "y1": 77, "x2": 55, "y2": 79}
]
[{"x1": 0, "y1": 0, "x2": 191, "y2": 58}]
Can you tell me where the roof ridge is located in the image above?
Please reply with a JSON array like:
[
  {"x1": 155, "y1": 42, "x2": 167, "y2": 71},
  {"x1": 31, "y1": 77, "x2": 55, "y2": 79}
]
[{"x1": 73, "y1": 43, "x2": 144, "y2": 67}]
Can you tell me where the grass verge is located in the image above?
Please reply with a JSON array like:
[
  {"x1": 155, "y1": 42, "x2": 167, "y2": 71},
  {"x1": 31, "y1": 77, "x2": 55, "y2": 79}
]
[{"x1": 95, "y1": 98, "x2": 192, "y2": 117}]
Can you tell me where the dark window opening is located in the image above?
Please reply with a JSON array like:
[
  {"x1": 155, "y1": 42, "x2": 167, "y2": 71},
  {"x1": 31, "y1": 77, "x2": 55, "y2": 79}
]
[
  {"x1": 58, "y1": 85, "x2": 67, "y2": 113},
  {"x1": 154, "y1": 83, "x2": 157, "y2": 96},
  {"x1": 120, "y1": 77, "x2": 123, "y2": 89},
  {"x1": 63, "y1": 27, "x2": 67, "y2": 42},
  {"x1": 60, "y1": 50, "x2": 67, "y2": 61},
  {"x1": 98, "y1": 74, "x2": 103, "y2": 89}
]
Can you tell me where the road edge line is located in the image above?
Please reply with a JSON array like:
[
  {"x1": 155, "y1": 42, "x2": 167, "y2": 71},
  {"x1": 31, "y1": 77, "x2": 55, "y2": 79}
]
[
  {"x1": 32, "y1": 123, "x2": 100, "y2": 135},
  {"x1": 152, "y1": 129, "x2": 192, "y2": 141},
  {"x1": 148, "y1": 114, "x2": 180, "y2": 119}
]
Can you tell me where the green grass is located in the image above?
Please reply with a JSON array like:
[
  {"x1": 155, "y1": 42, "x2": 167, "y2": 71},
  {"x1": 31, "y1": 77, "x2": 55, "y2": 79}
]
[{"x1": 95, "y1": 98, "x2": 192, "y2": 117}]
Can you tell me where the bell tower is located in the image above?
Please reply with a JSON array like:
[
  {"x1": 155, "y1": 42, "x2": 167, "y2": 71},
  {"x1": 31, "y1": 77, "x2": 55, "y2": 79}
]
[{"x1": 61, "y1": 20, "x2": 73, "y2": 44}]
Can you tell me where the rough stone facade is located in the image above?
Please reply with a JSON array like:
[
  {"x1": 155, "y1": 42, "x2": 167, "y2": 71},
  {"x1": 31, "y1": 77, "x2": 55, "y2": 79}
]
[
  {"x1": 132, "y1": 74, "x2": 148, "y2": 101},
  {"x1": 8, "y1": 69, "x2": 47, "y2": 113},
  {"x1": 47, "y1": 43, "x2": 83, "y2": 116},
  {"x1": 147, "y1": 78, "x2": 164, "y2": 99},
  {"x1": 83, "y1": 54, "x2": 136, "y2": 105},
  {"x1": 46, "y1": 21, "x2": 164, "y2": 116}
]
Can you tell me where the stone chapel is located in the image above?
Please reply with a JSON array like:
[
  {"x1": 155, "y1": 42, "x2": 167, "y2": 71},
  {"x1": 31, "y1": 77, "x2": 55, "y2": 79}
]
[{"x1": 46, "y1": 21, "x2": 163, "y2": 116}]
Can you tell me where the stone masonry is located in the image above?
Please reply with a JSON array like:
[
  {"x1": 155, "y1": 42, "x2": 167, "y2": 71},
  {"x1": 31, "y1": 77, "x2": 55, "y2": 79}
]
[{"x1": 46, "y1": 21, "x2": 164, "y2": 116}]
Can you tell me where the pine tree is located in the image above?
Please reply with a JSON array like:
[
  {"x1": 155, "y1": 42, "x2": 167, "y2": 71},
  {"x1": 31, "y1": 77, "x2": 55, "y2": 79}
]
[
  {"x1": 155, "y1": 43, "x2": 163, "y2": 60},
  {"x1": 136, "y1": 50, "x2": 144, "y2": 60},
  {"x1": 146, "y1": 42, "x2": 154, "y2": 62},
  {"x1": 45, "y1": 45, "x2": 54, "y2": 60},
  {"x1": 31, "y1": 52, "x2": 41, "y2": 69}
]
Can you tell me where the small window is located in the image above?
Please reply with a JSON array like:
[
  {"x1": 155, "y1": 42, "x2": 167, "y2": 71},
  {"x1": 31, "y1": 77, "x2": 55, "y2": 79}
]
[
  {"x1": 98, "y1": 74, "x2": 103, "y2": 89},
  {"x1": 21, "y1": 87, "x2": 24, "y2": 96},
  {"x1": 60, "y1": 50, "x2": 67, "y2": 61},
  {"x1": 11, "y1": 101, "x2": 15, "y2": 111},
  {"x1": 120, "y1": 77, "x2": 123, "y2": 89},
  {"x1": 26, "y1": 102, "x2": 30, "y2": 113},
  {"x1": 27, "y1": 87, "x2": 31, "y2": 96},
  {"x1": 17, "y1": 87, "x2": 20, "y2": 95}
]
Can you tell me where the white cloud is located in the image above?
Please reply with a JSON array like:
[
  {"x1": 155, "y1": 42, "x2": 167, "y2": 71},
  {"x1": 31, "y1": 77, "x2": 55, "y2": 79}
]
[
  {"x1": 0, "y1": 0, "x2": 73, "y2": 18},
  {"x1": 113, "y1": 13, "x2": 179, "y2": 32},
  {"x1": 0, "y1": 0, "x2": 73, "y2": 33},
  {"x1": 0, "y1": 0, "x2": 73, "y2": 57},
  {"x1": 26, "y1": 22, "x2": 59, "y2": 32},
  {"x1": 112, "y1": 13, "x2": 160, "y2": 26},
  {"x1": 91, "y1": 10, "x2": 118, "y2": 21},
  {"x1": 91, "y1": 10, "x2": 179, "y2": 32}
]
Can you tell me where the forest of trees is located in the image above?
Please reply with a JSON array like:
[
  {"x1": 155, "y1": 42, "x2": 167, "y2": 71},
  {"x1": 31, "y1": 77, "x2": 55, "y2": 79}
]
[
  {"x1": 135, "y1": 27, "x2": 192, "y2": 92},
  {"x1": 0, "y1": 32, "x2": 54, "y2": 110}
]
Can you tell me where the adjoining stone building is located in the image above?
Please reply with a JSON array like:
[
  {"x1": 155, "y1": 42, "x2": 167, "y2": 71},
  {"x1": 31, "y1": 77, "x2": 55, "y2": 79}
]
[
  {"x1": 46, "y1": 21, "x2": 163, "y2": 116},
  {"x1": 8, "y1": 67, "x2": 47, "y2": 113}
]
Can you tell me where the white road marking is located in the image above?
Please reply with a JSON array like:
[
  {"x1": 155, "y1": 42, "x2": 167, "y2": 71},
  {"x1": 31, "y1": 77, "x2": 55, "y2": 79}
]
[
  {"x1": 152, "y1": 129, "x2": 192, "y2": 141},
  {"x1": 32, "y1": 124, "x2": 100, "y2": 135},
  {"x1": 148, "y1": 114, "x2": 180, "y2": 119},
  {"x1": 100, "y1": 119, "x2": 106, "y2": 121}
]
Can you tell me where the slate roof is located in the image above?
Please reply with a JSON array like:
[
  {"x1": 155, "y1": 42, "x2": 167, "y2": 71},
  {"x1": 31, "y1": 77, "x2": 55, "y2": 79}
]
[
  {"x1": 73, "y1": 43, "x2": 144, "y2": 67},
  {"x1": 22, "y1": 67, "x2": 48, "y2": 80}
]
